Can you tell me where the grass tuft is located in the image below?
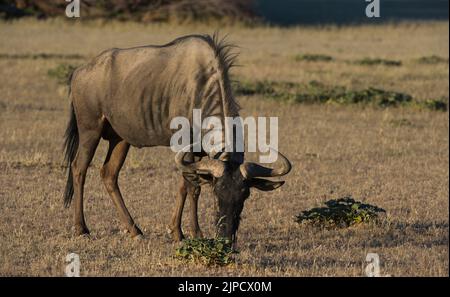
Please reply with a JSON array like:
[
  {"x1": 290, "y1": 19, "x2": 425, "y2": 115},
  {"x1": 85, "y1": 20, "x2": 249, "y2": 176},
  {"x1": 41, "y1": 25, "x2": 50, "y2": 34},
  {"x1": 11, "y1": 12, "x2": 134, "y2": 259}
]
[
  {"x1": 331, "y1": 87, "x2": 412, "y2": 107},
  {"x1": 416, "y1": 55, "x2": 449, "y2": 64},
  {"x1": 389, "y1": 118, "x2": 415, "y2": 127},
  {"x1": 233, "y1": 79, "x2": 447, "y2": 111},
  {"x1": 295, "y1": 54, "x2": 334, "y2": 62},
  {"x1": 174, "y1": 237, "x2": 237, "y2": 266},
  {"x1": 418, "y1": 99, "x2": 448, "y2": 111},
  {"x1": 296, "y1": 197, "x2": 386, "y2": 228},
  {"x1": 354, "y1": 58, "x2": 402, "y2": 66},
  {"x1": 47, "y1": 63, "x2": 79, "y2": 85},
  {"x1": 0, "y1": 53, "x2": 85, "y2": 60}
]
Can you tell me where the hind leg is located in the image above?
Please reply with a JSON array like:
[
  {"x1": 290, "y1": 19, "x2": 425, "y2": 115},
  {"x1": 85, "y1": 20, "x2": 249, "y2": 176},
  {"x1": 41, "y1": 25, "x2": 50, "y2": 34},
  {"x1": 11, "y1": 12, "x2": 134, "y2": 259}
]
[
  {"x1": 72, "y1": 129, "x2": 102, "y2": 236},
  {"x1": 101, "y1": 136, "x2": 142, "y2": 238}
]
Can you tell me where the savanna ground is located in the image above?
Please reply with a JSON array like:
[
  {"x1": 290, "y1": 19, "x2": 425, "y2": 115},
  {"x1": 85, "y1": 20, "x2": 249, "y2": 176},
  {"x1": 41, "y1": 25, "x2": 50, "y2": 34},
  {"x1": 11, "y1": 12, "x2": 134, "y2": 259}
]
[{"x1": 0, "y1": 19, "x2": 448, "y2": 276}]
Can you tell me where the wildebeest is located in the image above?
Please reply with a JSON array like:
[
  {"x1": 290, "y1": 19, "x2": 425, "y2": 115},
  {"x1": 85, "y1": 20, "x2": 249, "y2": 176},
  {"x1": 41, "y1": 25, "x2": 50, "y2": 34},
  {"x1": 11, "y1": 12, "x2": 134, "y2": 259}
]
[{"x1": 63, "y1": 34, "x2": 291, "y2": 243}]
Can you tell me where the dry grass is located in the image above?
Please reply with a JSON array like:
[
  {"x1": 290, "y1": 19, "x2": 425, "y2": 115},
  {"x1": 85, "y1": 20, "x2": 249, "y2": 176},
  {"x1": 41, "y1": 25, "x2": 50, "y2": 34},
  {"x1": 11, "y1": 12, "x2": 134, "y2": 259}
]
[{"x1": 0, "y1": 19, "x2": 448, "y2": 276}]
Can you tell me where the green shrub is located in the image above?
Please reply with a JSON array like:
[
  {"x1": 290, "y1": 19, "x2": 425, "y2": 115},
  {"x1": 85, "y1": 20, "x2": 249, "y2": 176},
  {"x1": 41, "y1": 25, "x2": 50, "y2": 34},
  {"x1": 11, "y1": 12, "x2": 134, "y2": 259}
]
[
  {"x1": 295, "y1": 54, "x2": 334, "y2": 62},
  {"x1": 47, "y1": 63, "x2": 78, "y2": 85},
  {"x1": 174, "y1": 237, "x2": 237, "y2": 266},
  {"x1": 0, "y1": 53, "x2": 85, "y2": 60},
  {"x1": 419, "y1": 99, "x2": 448, "y2": 111},
  {"x1": 233, "y1": 80, "x2": 276, "y2": 96},
  {"x1": 233, "y1": 79, "x2": 447, "y2": 111},
  {"x1": 296, "y1": 197, "x2": 386, "y2": 228},
  {"x1": 389, "y1": 118, "x2": 415, "y2": 127},
  {"x1": 354, "y1": 58, "x2": 402, "y2": 66},
  {"x1": 416, "y1": 55, "x2": 449, "y2": 64},
  {"x1": 329, "y1": 88, "x2": 412, "y2": 107}
]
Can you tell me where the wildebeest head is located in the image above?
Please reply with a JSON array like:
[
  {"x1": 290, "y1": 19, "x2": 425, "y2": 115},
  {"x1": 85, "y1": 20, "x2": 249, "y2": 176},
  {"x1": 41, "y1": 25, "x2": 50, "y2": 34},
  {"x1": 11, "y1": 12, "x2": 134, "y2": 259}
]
[{"x1": 175, "y1": 146, "x2": 291, "y2": 245}]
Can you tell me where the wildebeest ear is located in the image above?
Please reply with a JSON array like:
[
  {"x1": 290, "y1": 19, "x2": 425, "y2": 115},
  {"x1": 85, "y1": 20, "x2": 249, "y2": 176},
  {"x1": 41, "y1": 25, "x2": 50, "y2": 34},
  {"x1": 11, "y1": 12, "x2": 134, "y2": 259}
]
[{"x1": 248, "y1": 178, "x2": 285, "y2": 191}]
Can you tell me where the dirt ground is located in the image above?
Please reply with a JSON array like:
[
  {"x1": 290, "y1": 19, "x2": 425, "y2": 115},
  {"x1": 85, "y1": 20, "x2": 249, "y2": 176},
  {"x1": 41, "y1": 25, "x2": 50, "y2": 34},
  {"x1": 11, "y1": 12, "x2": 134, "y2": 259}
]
[{"x1": 0, "y1": 19, "x2": 448, "y2": 276}]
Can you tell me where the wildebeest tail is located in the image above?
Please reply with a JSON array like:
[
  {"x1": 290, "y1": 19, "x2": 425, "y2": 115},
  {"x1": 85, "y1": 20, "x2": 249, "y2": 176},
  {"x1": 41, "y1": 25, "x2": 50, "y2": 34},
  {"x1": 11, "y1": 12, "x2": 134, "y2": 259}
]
[{"x1": 63, "y1": 102, "x2": 78, "y2": 208}]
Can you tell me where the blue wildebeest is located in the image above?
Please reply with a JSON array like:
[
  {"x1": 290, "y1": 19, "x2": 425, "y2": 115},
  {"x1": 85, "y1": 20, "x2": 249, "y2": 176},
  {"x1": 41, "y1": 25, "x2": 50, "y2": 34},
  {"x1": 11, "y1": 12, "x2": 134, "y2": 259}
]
[{"x1": 63, "y1": 34, "x2": 291, "y2": 243}]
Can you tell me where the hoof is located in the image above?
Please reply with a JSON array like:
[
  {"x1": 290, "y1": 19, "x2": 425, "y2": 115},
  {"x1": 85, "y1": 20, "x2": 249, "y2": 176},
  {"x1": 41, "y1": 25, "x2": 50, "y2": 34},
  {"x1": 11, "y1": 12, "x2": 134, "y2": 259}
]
[
  {"x1": 190, "y1": 230, "x2": 203, "y2": 239},
  {"x1": 74, "y1": 225, "x2": 90, "y2": 236},
  {"x1": 130, "y1": 226, "x2": 143, "y2": 238},
  {"x1": 133, "y1": 234, "x2": 145, "y2": 241},
  {"x1": 167, "y1": 226, "x2": 184, "y2": 241},
  {"x1": 172, "y1": 232, "x2": 185, "y2": 242},
  {"x1": 79, "y1": 233, "x2": 91, "y2": 239}
]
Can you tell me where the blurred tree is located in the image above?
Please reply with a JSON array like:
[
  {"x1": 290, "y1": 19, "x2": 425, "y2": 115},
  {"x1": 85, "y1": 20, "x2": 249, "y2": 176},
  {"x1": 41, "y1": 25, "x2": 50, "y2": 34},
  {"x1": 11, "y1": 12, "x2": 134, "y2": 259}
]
[{"x1": 0, "y1": 0, "x2": 259, "y2": 23}]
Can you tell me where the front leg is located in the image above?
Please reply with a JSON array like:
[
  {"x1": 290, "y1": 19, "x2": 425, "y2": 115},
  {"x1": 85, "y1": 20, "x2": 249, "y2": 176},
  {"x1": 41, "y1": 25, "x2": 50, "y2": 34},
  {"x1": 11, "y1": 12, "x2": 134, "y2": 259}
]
[
  {"x1": 187, "y1": 184, "x2": 203, "y2": 238},
  {"x1": 167, "y1": 176, "x2": 188, "y2": 241}
]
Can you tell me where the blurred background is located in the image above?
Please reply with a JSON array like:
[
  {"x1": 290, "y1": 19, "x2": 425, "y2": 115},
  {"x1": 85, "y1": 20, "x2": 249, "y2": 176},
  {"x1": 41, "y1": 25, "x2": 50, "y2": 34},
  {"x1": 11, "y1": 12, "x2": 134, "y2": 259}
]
[{"x1": 0, "y1": 0, "x2": 448, "y2": 25}]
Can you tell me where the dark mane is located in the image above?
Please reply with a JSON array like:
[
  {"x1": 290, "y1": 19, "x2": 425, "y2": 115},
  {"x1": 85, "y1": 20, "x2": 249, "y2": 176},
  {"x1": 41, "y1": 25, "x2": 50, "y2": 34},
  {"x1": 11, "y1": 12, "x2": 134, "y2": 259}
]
[
  {"x1": 165, "y1": 33, "x2": 241, "y2": 114},
  {"x1": 161, "y1": 33, "x2": 238, "y2": 72},
  {"x1": 203, "y1": 33, "x2": 241, "y2": 114},
  {"x1": 209, "y1": 32, "x2": 239, "y2": 74}
]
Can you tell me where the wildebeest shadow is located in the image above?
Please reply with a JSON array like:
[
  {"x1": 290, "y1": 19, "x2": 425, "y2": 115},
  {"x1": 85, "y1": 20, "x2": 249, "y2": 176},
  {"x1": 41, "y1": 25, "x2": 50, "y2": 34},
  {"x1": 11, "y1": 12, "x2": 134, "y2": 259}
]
[
  {"x1": 356, "y1": 221, "x2": 449, "y2": 249},
  {"x1": 240, "y1": 219, "x2": 448, "y2": 274}
]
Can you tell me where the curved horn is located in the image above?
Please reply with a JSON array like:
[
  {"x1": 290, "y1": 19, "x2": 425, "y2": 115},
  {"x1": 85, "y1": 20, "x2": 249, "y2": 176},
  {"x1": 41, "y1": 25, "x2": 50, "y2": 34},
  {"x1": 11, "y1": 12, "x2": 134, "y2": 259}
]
[
  {"x1": 175, "y1": 144, "x2": 225, "y2": 178},
  {"x1": 240, "y1": 149, "x2": 292, "y2": 179}
]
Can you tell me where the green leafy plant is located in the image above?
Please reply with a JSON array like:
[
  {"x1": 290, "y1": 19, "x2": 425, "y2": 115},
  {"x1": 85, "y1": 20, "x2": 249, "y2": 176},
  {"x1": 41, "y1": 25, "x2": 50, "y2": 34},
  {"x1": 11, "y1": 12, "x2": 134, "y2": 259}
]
[
  {"x1": 233, "y1": 79, "x2": 447, "y2": 111},
  {"x1": 295, "y1": 54, "x2": 334, "y2": 62},
  {"x1": 354, "y1": 58, "x2": 402, "y2": 66},
  {"x1": 0, "y1": 53, "x2": 85, "y2": 60},
  {"x1": 174, "y1": 237, "x2": 237, "y2": 266},
  {"x1": 47, "y1": 63, "x2": 78, "y2": 85},
  {"x1": 296, "y1": 197, "x2": 386, "y2": 228},
  {"x1": 329, "y1": 87, "x2": 412, "y2": 107},
  {"x1": 389, "y1": 118, "x2": 415, "y2": 127},
  {"x1": 416, "y1": 55, "x2": 449, "y2": 64},
  {"x1": 418, "y1": 99, "x2": 448, "y2": 111},
  {"x1": 233, "y1": 79, "x2": 277, "y2": 96}
]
